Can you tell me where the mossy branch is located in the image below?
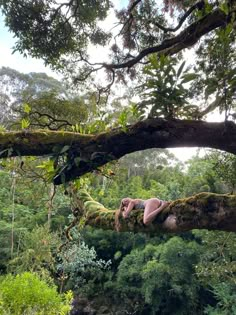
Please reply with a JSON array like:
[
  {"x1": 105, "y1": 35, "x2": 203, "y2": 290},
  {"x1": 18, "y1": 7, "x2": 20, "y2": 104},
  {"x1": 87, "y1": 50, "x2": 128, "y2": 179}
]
[
  {"x1": 78, "y1": 190, "x2": 236, "y2": 234},
  {"x1": 0, "y1": 118, "x2": 235, "y2": 184}
]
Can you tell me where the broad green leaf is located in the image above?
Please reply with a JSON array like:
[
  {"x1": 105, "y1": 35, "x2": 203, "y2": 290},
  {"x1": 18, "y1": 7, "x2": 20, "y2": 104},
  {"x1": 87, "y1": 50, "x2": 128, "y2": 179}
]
[
  {"x1": 177, "y1": 61, "x2": 186, "y2": 78},
  {"x1": 23, "y1": 103, "x2": 31, "y2": 114},
  {"x1": 181, "y1": 73, "x2": 198, "y2": 84},
  {"x1": 219, "y1": 2, "x2": 229, "y2": 14},
  {"x1": 60, "y1": 145, "x2": 70, "y2": 154},
  {"x1": 21, "y1": 118, "x2": 30, "y2": 129},
  {"x1": 0, "y1": 148, "x2": 10, "y2": 156},
  {"x1": 0, "y1": 125, "x2": 6, "y2": 132},
  {"x1": 205, "y1": 85, "x2": 217, "y2": 98},
  {"x1": 74, "y1": 157, "x2": 81, "y2": 166}
]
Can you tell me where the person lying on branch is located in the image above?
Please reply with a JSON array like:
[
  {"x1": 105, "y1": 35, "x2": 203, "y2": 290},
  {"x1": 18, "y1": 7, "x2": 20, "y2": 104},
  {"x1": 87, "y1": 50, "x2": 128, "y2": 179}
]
[{"x1": 115, "y1": 197, "x2": 170, "y2": 231}]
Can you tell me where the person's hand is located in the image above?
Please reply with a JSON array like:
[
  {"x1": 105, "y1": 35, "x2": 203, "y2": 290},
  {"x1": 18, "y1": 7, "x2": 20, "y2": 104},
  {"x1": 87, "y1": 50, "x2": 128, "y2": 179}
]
[{"x1": 122, "y1": 211, "x2": 128, "y2": 218}]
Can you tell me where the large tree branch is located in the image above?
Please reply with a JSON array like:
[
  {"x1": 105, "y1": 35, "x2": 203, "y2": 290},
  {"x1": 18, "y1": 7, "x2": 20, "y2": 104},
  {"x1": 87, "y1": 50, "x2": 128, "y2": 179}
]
[
  {"x1": 152, "y1": 1, "x2": 205, "y2": 33},
  {"x1": 77, "y1": 190, "x2": 236, "y2": 233},
  {"x1": 0, "y1": 118, "x2": 235, "y2": 184},
  {"x1": 103, "y1": 8, "x2": 228, "y2": 70}
]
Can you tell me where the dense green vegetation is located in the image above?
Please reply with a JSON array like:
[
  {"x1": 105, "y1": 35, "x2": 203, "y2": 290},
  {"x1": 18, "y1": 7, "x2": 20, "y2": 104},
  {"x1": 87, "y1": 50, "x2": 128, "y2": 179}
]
[
  {"x1": 0, "y1": 272, "x2": 73, "y2": 315},
  {"x1": 0, "y1": 147, "x2": 236, "y2": 314}
]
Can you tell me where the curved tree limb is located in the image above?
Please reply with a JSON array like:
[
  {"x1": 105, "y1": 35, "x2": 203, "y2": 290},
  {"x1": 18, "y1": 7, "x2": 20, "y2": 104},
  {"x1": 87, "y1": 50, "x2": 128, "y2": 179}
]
[
  {"x1": 101, "y1": 8, "x2": 228, "y2": 70},
  {"x1": 77, "y1": 190, "x2": 236, "y2": 233},
  {"x1": 152, "y1": 0, "x2": 205, "y2": 33},
  {"x1": 72, "y1": 7, "x2": 228, "y2": 80},
  {"x1": 0, "y1": 118, "x2": 235, "y2": 184}
]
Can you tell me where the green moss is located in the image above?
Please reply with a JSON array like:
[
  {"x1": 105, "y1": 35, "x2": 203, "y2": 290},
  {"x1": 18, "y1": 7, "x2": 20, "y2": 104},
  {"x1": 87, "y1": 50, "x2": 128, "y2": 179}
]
[
  {"x1": 78, "y1": 190, "x2": 94, "y2": 203},
  {"x1": 76, "y1": 189, "x2": 236, "y2": 232},
  {"x1": 0, "y1": 130, "x2": 93, "y2": 146}
]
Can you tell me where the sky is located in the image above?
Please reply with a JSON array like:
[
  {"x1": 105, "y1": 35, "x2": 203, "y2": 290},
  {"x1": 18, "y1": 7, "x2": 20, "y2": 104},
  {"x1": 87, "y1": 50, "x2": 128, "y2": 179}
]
[
  {"x1": 0, "y1": 3, "x2": 211, "y2": 162},
  {"x1": 0, "y1": 15, "x2": 52, "y2": 74},
  {"x1": 0, "y1": 1, "x2": 127, "y2": 74}
]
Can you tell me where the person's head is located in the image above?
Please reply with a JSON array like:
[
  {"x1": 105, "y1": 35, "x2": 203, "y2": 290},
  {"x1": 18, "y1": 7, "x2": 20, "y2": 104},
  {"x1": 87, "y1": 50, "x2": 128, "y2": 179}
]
[
  {"x1": 121, "y1": 198, "x2": 132, "y2": 206},
  {"x1": 115, "y1": 198, "x2": 131, "y2": 232}
]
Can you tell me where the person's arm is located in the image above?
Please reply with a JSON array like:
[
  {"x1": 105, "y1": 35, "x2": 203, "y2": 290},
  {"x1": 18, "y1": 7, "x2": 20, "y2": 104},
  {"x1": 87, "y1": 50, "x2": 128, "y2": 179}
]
[
  {"x1": 123, "y1": 200, "x2": 135, "y2": 218},
  {"x1": 119, "y1": 200, "x2": 124, "y2": 212}
]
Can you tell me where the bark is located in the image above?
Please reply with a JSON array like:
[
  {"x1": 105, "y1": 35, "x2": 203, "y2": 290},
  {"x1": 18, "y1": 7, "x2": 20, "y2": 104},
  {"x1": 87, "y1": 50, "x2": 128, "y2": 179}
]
[
  {"x1": 77, "y1": 190, "x2": 236, "y2": 234},
  {"x1": 104, "y1": 8, "x2": 228, "y2": 70},
  {"x1": 0, "y1": 118, "x2": 235, "y2": 184}
]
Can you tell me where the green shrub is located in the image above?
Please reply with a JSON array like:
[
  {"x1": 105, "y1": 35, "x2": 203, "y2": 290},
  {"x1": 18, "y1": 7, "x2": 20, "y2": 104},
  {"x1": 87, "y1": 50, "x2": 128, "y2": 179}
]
[
  {"x1": 204, "y1": 283, "x2": 236, "y2": 315},
  {"x1": 0, "y1": 272, "x2": 72, "y2": 315}
]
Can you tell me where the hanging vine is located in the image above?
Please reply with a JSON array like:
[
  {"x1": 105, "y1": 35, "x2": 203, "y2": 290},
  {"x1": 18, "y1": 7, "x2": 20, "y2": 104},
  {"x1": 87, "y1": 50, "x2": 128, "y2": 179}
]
[{"x1": 59, "y1": 182, "x2": 86, "y2": 251}]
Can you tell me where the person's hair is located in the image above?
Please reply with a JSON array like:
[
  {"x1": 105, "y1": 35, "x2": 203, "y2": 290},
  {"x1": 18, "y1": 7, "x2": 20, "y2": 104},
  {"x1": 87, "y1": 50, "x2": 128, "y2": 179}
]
[{"x1": 115, "y1": 201, "x2": 124, "y2": 232}]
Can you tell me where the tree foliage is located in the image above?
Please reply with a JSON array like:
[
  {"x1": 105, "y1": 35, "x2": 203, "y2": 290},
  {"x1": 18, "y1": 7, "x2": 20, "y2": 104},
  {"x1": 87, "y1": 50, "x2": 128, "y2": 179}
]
[
  {"x1": 0, "y1": 272, "x2": 72, "y2": 315},
  {"x1": 0, "y1": 1, "x2": 235, "y2": 186},
  {"x1": 137, "y1": 55, "x2": 199, "y2": 119},
  {"x1": 0, "y1": 1, "x2": 112, "y2": 66},
  {"x1": 0, "y1": 149, "x2": 234, "y2": 313}
]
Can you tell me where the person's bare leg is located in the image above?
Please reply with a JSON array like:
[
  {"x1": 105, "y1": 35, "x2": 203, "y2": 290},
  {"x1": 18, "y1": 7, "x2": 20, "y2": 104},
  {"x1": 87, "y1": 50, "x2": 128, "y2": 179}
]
[
  {"x1": 143, "y1": 199, "x2": 157, "y2": 225},
  {"x1": 143, "y1": 200, "x2": 170, "y2": 225}
]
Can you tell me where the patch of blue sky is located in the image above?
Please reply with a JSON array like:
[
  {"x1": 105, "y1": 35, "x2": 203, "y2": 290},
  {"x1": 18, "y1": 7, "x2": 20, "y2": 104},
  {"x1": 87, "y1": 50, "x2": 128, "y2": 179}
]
[
  {"x1": 0, "y1": 13, "x2": 14, "y2": 43},
  {"x1": 117, "y1": 0, "x2": 128, "y2": 9},
  {"x1": 0, "y1": 13, "x2": 56, "y2": 76}
]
